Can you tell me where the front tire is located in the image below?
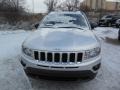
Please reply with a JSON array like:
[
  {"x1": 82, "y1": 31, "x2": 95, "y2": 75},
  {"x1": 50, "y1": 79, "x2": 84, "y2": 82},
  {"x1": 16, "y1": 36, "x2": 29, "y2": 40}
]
[
  {"x1": 107, "y1": 22, "x2": 111, "y2": 27},
  {"x1": 116, "y1": 24, "x2": 119, "y2": 28},
  {"x1": 118, "y1": 30, "x2": 120, "y2": 41},
  {"x1": 118, "y1": 36, "x2": 120, "y2": 41},
  {"x1": 98, "y1": 23, "x2": 101, "y2": 26}
]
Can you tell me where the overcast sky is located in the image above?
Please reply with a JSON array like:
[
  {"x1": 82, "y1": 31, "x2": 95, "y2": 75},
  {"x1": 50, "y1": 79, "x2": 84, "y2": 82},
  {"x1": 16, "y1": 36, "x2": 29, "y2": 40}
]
[
  {"x1": 25, "y1": 0, "x2": 120, "y2": 13},
  {"x1": 25, "y1": 0, "x2": 85, "y2": 13},
  {"x1": 25, "y1": 0, "x2": 47, "y2": 13},
  {"x1": 106, "y1": 0, "x2": 120, "y2": 2}
]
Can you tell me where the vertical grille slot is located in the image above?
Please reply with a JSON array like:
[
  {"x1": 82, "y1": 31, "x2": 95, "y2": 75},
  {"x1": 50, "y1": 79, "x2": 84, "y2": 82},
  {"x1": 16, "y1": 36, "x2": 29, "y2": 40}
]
[
  {"x1": 54, "y1": 53, "x2": 60, "y2": 62},
  {"x1": 70, "y1": 53, "x2": 75, "y2": 62},
  {"x1": 34, "y1": 51, "x2": 39, "y2": 60},
  {"x1": 47, "y1": 52, "x2": 52, "y2": 62},
  {"x1": 40, "y1": 52, "x2": 45, "y2": 61},
  {"x1": 77, "y1": 53, "x2": 83, "y2": 62},
  {"x1": 62, "y1": 53, "x2": 68, "y2": 62}
]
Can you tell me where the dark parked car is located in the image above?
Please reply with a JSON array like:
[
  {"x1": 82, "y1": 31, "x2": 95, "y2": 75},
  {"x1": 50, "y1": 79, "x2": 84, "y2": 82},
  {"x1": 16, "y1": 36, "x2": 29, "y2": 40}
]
[
  {"x1": 115, "y1": 19, "x2": 120, "y2": 28},
  {"x1": 118, "y1": 29, "x2": 120, "y2": 40},
  {"x1": 98, "y1": 15, "x2": 120, "y2": 27}
]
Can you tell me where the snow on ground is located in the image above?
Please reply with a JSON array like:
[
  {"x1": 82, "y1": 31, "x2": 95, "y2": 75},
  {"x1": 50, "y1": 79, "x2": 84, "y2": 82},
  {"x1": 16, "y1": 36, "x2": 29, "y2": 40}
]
[
  {"x1": 0, "y1": 27, "x2": 120, "y2": 90},
  {"x1": 0, "y1": 30, "x2": 32, "y2": 90},
  {"x1": 0, "y1": 30, "x2": 30, "y2": 60},
  {"x1": 94, "y1": 27, "x2": 119, "y2": 39}
]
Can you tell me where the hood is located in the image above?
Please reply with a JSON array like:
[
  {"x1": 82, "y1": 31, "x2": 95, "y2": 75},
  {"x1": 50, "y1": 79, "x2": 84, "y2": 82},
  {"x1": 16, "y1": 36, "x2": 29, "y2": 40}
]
[{"x1": 23, "y1": 28, "x2": 99, "y2": 51}]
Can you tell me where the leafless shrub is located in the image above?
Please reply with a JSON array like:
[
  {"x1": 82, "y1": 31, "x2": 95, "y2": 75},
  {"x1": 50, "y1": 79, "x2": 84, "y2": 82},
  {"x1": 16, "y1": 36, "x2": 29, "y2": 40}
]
[
  {"x1": 44, "y1": 0, "x2": 58, "y2": 13},
  {"x1": 58, "y1": 0, "x2": 81, "y2": 11},
  {"x1": 79, "y1": 4, "x2": 91, "y2": 12},
  {"x1": 0, "y1": 0, "x2": 26, "y2": 24}
]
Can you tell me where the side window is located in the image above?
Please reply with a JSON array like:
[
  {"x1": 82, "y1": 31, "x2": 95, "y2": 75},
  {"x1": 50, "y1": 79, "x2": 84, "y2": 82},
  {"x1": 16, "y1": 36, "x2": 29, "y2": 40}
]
[
  {"x1": 115, "y1": 16, "x2": 120, "y2": 19},
  {"x1": 106, "y1": 16, "x2": 112, "y2": 18}
]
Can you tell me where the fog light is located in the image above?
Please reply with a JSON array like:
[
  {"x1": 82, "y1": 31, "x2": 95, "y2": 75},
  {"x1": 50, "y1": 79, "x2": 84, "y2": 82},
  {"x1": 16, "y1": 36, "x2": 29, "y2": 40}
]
[
  {"x1": 93, "y1": 63, "x2": 101, "y2": 71},
  {"x1": 21, "y1": 60, "x2": 26, "y2": 67}
]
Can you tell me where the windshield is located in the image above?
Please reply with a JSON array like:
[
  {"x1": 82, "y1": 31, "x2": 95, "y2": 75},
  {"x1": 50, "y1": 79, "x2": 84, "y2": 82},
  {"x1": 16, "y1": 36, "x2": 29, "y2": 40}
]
[
  {"x1": 39, "y1": 13, "x2": 89, "y2": 30},
  {"x1": 102, "y1": 15, "x2": 112, "y2": 19}
]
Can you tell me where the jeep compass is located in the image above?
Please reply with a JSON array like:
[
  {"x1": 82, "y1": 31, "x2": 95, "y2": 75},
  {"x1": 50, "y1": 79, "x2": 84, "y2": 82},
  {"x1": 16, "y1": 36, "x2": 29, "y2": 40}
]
[{"x1": 21, "y1": 11, "x2": 101, "y2": 79}]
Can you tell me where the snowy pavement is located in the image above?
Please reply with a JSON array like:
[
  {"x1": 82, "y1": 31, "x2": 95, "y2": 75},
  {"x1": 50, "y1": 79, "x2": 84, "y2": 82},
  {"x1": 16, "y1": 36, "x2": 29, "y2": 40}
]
[
  {"x1": 0, "y1": 27, "x2": 120, "y2": 90},
  {"x1": 0, "y1": 31, "x2": 32, "y2": 90}
]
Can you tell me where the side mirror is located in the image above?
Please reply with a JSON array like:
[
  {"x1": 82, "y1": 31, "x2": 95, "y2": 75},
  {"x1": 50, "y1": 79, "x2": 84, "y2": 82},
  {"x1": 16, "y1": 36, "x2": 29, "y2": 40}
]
[
  {"x1": 34, "y1": 23, "x2": 39, "y2": 29},
  {"x1": 90, "y1": 22, "x2": 97, "y2": 30}
]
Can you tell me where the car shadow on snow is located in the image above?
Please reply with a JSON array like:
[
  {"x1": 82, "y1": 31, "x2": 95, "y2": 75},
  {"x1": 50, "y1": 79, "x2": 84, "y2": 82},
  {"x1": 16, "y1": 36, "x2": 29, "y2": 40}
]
[
  {"x1": 27, "y1": 69, "x2": 106, "y2": 90},
  {"x1": 105, "y1": 37, "x2": 120, "y2": 46},
  {"x1": 27, "y1": 73, "x2": 92, "y2": 82},
  {"x1": 27, "y1": 74, "x2": 96, "y2": 90}
]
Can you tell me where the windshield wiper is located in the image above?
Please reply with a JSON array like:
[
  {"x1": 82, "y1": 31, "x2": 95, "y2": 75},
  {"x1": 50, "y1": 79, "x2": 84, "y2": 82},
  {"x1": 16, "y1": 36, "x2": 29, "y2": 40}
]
[
  {"x1": 40, "y1": 26, "x2": 54, "y2": 28},
  {"x1": 57, "y1": 26, "x2": 84, "y2": 30}
]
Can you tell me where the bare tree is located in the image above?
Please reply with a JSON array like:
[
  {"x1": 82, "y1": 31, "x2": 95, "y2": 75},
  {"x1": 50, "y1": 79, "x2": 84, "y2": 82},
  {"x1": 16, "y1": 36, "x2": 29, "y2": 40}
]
[
  {"x1": 74, "y1": 0, "x2": 80, "y2": 10},
  {"x1": 65, "y1": 0, "x2": 74, "y2": 11},
  {"x1": 0, "y1": 0, "x2": 26, "y2": 24},
  {"x1": 44, "y1": 0, "x2": 58, "y2": 13},
  {"x1": 59, "y1": 0, "x2": 81, "y2": 11},
  {"x1": 79, "y1": 4, "x2": 91, "y2": 12},
  {"x1": 0, "y1": 0, "x2": 25, "y2": 12}
]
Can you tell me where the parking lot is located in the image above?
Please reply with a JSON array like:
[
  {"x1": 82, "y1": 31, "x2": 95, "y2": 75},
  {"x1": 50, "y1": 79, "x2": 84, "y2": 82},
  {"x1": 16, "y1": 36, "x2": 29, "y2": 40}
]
[{"x1": 0, "y1": 27, "x2": 120, "y2": 90}]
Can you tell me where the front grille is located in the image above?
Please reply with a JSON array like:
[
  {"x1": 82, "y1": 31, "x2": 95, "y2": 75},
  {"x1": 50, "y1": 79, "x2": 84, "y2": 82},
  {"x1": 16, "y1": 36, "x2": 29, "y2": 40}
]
[
  {"x1": 62, "y1": 53, "x2": 67, "y2": 62},
  {"x1": 34, "y1": 51, "x2": 39, "y2": 60},
  {"x1": 47, "y1": 53, "x2": 52, "y2": 62},
  {"x1": 34, "y1": 51, "x2": 83, "y2": 63},
  {"x1": 70, "y1": 53, "x2": 75, "y2": 62},
  {"x1": 54, "y1": 53, "x2": 60, "y2": 62},
  {"x1": 41, "y1": 52, "x2": 45, "y2": 61}
]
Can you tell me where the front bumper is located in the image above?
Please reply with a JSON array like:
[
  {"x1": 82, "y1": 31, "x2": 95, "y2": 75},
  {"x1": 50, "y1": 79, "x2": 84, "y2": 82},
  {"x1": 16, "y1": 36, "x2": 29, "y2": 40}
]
[{"x1": 20, "y1": 53, "x2": 101, "y2": 77}]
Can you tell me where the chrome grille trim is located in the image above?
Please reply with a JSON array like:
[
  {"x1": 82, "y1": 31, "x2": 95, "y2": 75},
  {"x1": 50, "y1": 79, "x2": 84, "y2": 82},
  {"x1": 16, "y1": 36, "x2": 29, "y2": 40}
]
[
  {"x1": 75, "y1": 53, "x2": 78, "y2": 63},
  {"x1": 45, "y1": 52, "x2": 47, "y2": 62},
  {"x1": 67, "y1": 53, "x2": 70, "y2": 63},
  {"x1": 60, "y1": 52, "x2": 62, "y2": 63},
  {"x1": 34, "y1": 51, "x2": 83, "y2": 63},
  {"x1": 32, "y1": 50, "x2": 35, "y2": 59},
  {"x1": 38, "y1": 51, "x2": 41, "y2": 60}
]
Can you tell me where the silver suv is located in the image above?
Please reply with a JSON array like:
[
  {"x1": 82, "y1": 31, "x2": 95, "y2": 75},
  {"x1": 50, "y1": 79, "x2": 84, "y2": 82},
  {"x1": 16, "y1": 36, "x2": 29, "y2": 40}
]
[{"x1": 21, "y1": 11, "x2": 101, "y2": 79}]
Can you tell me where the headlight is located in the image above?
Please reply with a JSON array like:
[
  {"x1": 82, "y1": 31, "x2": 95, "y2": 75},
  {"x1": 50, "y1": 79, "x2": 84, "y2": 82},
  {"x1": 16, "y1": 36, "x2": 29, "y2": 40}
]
[
  {"x1": 84, "y1": 47, "x2": 101, "y2": 60},
  {"x1": 22, "y1": 46, "x2": 33, "y2": 57}
]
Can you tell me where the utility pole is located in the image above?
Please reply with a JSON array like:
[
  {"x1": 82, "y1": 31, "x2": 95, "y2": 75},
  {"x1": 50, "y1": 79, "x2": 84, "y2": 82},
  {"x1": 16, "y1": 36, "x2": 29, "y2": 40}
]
[
  {"x1": 100, "y1": 0, "x2": 104, "y2": 19},
  {"x1": 116, "y1": 2, "x2": 118, "y2": 10},
  {"x1": 101, "y1": 0, "x2": 103, "y2": 10},
  {"x1": 95, "y1": 0, "x2": 98, "y2": 11},
  {"x1": 16, "y1": 0, "x2": 19, "y2": 11},
  {"x1": 32, "y1": 0, "x2": 35, "y2": 26},
  {"x1": 90, "y1": 0, "x2": 92, "y2": 10},
  {"x1": 32, "y1": 0, "x2": 34, "y2": 13}
]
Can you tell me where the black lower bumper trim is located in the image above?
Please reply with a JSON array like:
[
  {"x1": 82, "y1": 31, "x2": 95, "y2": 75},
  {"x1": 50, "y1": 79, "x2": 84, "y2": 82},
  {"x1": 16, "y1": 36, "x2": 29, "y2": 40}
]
[{"x1": 25, "y1": 67, "x2": 94, "y2": 78}]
